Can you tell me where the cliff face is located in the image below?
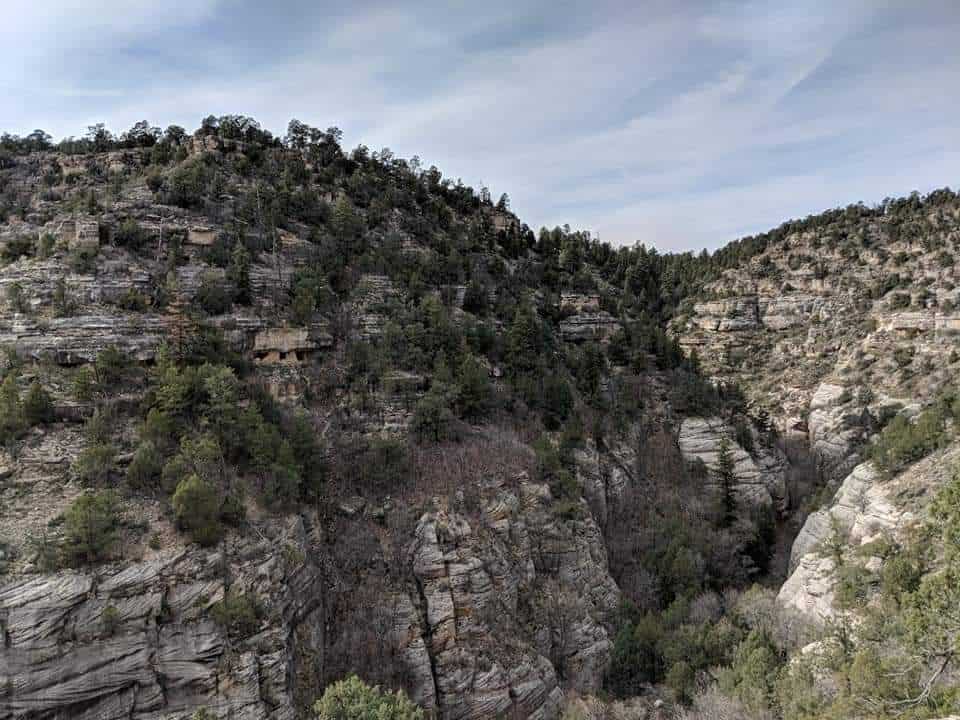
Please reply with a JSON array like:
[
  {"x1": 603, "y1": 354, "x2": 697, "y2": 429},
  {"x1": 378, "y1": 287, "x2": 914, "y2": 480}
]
[
  {"x1": 778, "y1": 442, "x2": 960, "y2": 625},
  {"x1": 0, "y1": 468, "x2": 621, "y2": 720},
  {"x1": 1, "y1": 516, "x2": 324, "y2": 720},
  {"x1": 0, "y1": 138, "x2": 644, "y2": 720},
  {"x1": 677, "y1": 199, "x2": 960, "y2": 481},
  {"x1": 4, "y1": 127, "x2": 959, "y2": 719}
]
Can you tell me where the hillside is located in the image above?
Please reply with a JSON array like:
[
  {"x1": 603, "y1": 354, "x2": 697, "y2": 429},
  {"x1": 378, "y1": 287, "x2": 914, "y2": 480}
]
[
  {"x1": 679, "y1": 192, "x2": 960, "y2": 479},
  {"x1": 1, "y1": 118, "x2": 959, "y2": 720}
]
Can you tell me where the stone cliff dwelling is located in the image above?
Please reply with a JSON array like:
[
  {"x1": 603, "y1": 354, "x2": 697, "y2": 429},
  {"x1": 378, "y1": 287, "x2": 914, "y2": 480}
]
[{"x1": 252, "y1": 327, "x2": 318, "y2": 364}]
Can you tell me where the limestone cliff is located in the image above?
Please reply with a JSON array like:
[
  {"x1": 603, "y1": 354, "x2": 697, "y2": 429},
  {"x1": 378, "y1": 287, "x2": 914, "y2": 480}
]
[{"x1": 677, "y1": 197, "x2": 960, "y2": 481}]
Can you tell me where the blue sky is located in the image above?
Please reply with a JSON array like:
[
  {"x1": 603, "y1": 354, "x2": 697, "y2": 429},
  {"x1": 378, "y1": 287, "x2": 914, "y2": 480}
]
[{"x1": 2, "y1": 1, "x2": 958, "y2": 251}]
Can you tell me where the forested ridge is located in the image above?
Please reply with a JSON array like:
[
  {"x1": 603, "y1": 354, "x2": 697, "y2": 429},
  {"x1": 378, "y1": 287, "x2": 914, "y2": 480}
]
[{"x1": 2, "y1": 116, "x2": 960, "y2": 720}]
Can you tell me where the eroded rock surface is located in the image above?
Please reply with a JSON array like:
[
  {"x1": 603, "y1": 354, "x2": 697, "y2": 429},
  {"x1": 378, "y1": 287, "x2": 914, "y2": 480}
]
[
  {"x1": 678, "y1": 416, "x2": 788, "y2": 511},
  {"x1": 400, "y1": 472, "x2": 619, "y2": 720},
  {"x1": 0, "y1": 517, "x2": 324, "y2": 720},
  {"x1": 778, "y1": 444, "x2": 960, "y2": 623}
]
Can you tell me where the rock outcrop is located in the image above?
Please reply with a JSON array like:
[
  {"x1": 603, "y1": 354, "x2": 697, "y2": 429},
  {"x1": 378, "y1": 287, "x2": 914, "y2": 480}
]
[
  {"x1": 778, "y1": 444, "x2": 960, "y2": 623},
  {"x1": 1, "y1": 516, "x2": 324, "y2": 720},
  {"x1": 678, "y1": 204, "x2": 960, "y2": 482},
  {"x1": 400, "y1": 471, "x2": 619, "y2": 719},
  {"x1": 677, "y1": 417, "x2": 788, "y2": 511}
]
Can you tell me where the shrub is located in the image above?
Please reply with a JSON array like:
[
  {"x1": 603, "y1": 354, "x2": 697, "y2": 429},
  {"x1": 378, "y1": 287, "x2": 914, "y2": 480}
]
[
  {"x1": 145, "y1": 171, "x2": 164, "y2": 193},
  {"x1": 195, "y1": 273, "x2": 232, "y2": 315},
  {"x1": 880, "y1": 549, "x2": 923, "y2": 599},
  {"x1": 411, "y1": 388, "x2": 457, "y2": 443},
  {"x1": 539, "y1": 374, "x2": 574, "y2": 430},
  {"x1": 74, "y1": 443, "x2": 117, "y2": 484},
  {"x1": 62, "y1": 491, "x2": 119, "y2": 565},
  {"x1": 833, "y1": 562, "x2": 874, "y2": 611},
  {"x1": 126, "y1": 440, "x2": 164, "y2": 489},
  {"x1": 69, "y1": 246, "x2": 98, "y2": 273},
  {"x1": 95, "y1": 345, "x2": 133, "y2": 388},
  {"x1": 605, "y1": 613, "x2": 665, "y2": 697},
  {"x1": 101, "y1": 605, "x2": 121, "y2": 636},
  {"x1": 893, "y1": 345, "x2": 915, "y2": 368},
  {"x1": 70, "y1": 369, "x2": 98, "y2": 404},
  {"x1": 462, "y1": 279, "x2": 488, "y2": 315},
  {"x1": 869, "y1": 406, "x2": 948, "y2": 476},
  {"x1": 164, "y1": 159, "x2": 211, "y2": 209},
  {"x1": 290, "y1": 282, "x2": 317, "y2": 325},
  {"x1": 349, "y1": 438, "x2": 412, "y2": 493},
  {"x1": 0, "y1": 373, "x2": 26, "y2": 443},
  {"x1": 114, "y1": 218, "x2": 148, "y2": 250},
  {"x1": 263, "y1": 440, "x2": 301, "y2": 508},
  {"x1": 22, "y1": 382, "x2": 54, "y2": 425},
  {"x1": 53, "y1": 278, "x2": 77, "y2": 316},
  {"x1": 665, "y1": 660, "x2": 696, "y2": 704},
  {"x1": 6, "y1": 281, "x2": 26, "y2": 312},
  {"x1": 116, "y1": 288, "x2": 150, "y2": 311},
  {"x1": 171, "y1": 474, "x2": 223, "y2": 546},
  {"x1": 716, "y1": 629, "x2": 782, "y2": 715},
  {"x1": 1, "y1": 235, "x2": 33, "y2": 262},
  {"x1": 210, "y1": 589, "x2": 263, "y2": 638},
  {"x1": 456, "y1": 354, "x2": 493, "y2": 420},
  {"x1": 314, "y1": 674, "x2": 424, "y2": 720},
  {"x1": 888, "y1": 292, "x2": 911, "y2": 310}
]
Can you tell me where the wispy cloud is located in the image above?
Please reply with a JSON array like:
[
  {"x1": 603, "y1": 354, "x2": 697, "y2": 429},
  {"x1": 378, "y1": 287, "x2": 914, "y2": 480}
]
[{"x1": 2, "y1": 0, "x2": 957, "y2": 251}]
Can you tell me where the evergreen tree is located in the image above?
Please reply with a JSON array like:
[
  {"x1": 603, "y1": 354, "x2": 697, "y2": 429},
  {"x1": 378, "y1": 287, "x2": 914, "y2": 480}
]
[
  {"x1": 506, "y1": 303, "x2": 540, "y2": 375},
  {"x1": 331, "y1": 195, "x2": 360, "y2": 248},
  {"x1": 716, "y1": 437, "x2": 737, "y2": 527},
  {"x1": 22, "y1": 381, "x2": 54, "y2": 425},
  {"x1": 172, "y1": 474, "x2": 223, "y2": 546},
  {"x1": 314, "y1": 675, "x2": 423, "y2": 720},
  {"x1": 0, "y1": 373, "x2": 25, "y2": 443},
  {"x1": 227, "y1": 241, "x2": 252, "y2": 305},
  {"x1": 62, "y1": 491, "x2": 119, "y2": 565},
  {"x1": 456, "y1": 354, "x2": 492, "y2": 419}
]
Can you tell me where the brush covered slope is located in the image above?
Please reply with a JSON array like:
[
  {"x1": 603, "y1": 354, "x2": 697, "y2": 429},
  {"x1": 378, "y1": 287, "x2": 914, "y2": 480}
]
[
  {"x1": 3, "y1": 118, "x2": 960, "y2": 720},
  {"x1": 0, "y1": 119, "x2": 785, "y2": 720}
]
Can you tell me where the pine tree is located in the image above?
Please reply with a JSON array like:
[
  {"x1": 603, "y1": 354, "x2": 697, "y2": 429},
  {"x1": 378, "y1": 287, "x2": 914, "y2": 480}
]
[
  {"x1": 227, "y1": 242, "x2": 251, "y2": 305},
  {"x1": 314, "y1": 675, "x2": 423, "y2": 720},
  {"x1": 164, "y1": 273, "x2": 195, "y2": 365},
  {"x1": 716, "y1": 437, "x2": 737, "y2": 527},
  {"x1": 506, "y1": 303, "x2": 540, "y2": 375},
  {"x1": 22, "y1": 381, "x2": 54, "y2": 425},
  {"x1": 331, "y1": 195, "x2": 359, "y2": 248},
  {"x1": 457, "y1": 354, "x2": 492, "y2": 419},
  {"x1": 0, "y1": 372, "x2": 26, "y2": 443}
]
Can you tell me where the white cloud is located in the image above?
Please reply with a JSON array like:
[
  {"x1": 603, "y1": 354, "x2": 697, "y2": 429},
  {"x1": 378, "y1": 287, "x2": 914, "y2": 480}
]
[{"x1": 2, "y1": 1, "x2": 958, "y2": 252}]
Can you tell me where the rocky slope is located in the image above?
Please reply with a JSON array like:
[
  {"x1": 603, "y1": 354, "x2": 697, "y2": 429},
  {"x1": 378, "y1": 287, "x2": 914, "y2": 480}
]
[
  {"x1": 3, "y1": 120, "x2": 958, "y2": 719},
  {"x1": 674, "y1": 193, "x2": 960, "y2": 717},
  {"x1": 677, "y1": 194, "x2": 960, "y2": 481},
  {"x1": 0, "y1": 122, "x2": 791, "y2": 720}
]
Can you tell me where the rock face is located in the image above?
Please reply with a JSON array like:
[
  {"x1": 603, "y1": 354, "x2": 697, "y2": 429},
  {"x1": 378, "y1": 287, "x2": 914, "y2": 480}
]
[
  {"x1": 0, "y1": 477, "x2": 621, "y2": 720},
  {"x1": 0, "y1": 516, "x2": 325, "y2": 720},
  {"x1": 401, "y1": 472, "x2": 619, "y2": 720},
  {"x1": 678, "y1": 203, "x2": 960, "y2": 482},
  {"x1": 806, "y1": 383, "x2": 871, "y2": 482},
  {"x1": 558, "y1": 312, "x2": 619, "y2": 343},
  {"x1": 2, "y1": 312, "x2": 169, "y2": 364},
  {"x1": 778, "y1": 444, "x2": 960, "y2": 623},
  {"x1": 677, "y1": 417, "x2": 788, "y2": 511}
]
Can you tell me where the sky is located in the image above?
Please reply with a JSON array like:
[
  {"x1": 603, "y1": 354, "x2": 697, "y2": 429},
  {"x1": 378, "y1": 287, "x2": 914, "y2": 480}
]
[{"x1": 2, "y1": 1, "x2": 958, "y2": 252}]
